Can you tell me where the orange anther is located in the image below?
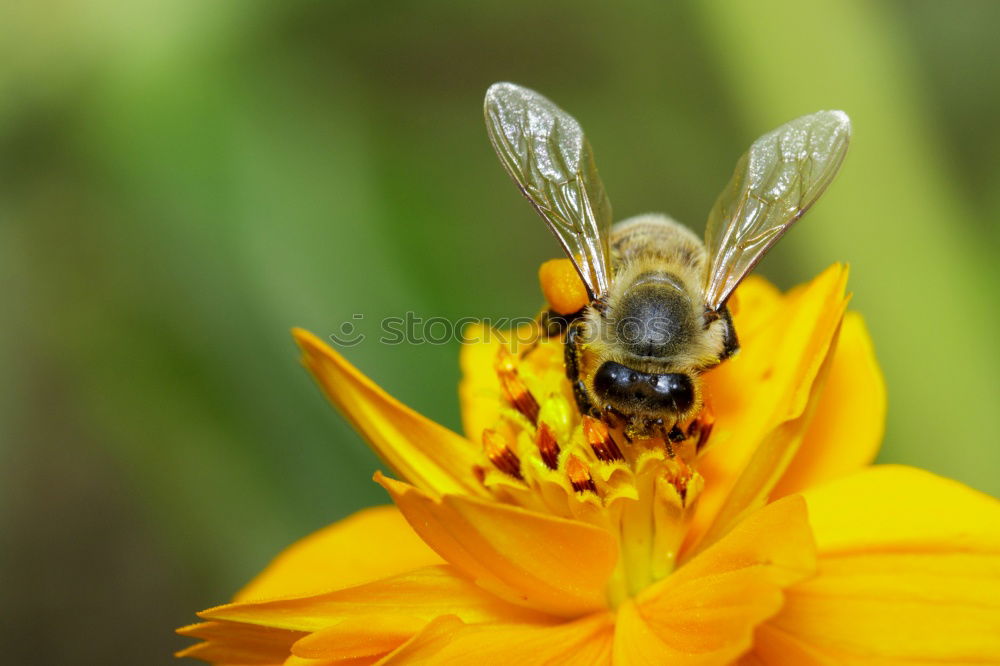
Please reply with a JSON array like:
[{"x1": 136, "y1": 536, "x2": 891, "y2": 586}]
[
  {"x1": 583, "y1": 416, "x2": 624, "y2": 462},
  {"x1": 693, "y1": 403, "x2": 715, "y2": 451},
  {"x1": 494, "y1": 347, "x2": 540, "y2": 424},
  {"x1": 536, "y1": 422, "x2": 560, "y2": 470},
  {"x1": 566, "y1": 455, "x2": 597, "y2": 494},
  {"x1": 482, "y1": 429, "x2": 523, "y2": 480}
]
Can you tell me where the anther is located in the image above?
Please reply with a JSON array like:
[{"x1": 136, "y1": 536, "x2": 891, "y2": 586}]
[
  {"x1": 536, "y1": 422, "x2": 560, "y2": 470},
  {"x1": 583, "y1": 416, "x2": 624, "y2": 462},
  {"x1": 664, "y1": 456, "x2": 693, "y2": 502},
  {"x1": 692, "y1": 404, "x2": 715, "y2": 451},
  {"x1": 494, "y1": 347, "x2": 540, "y2": 424},
  {"x1": 482, "y1": 429, "x2": 523, "y2": 480},
  {"x1": 566, "y1": 456, "x2": 598, "y2": 494}
]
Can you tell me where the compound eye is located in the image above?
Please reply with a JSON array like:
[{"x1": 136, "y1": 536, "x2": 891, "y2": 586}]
[
  {"x1": 648, "y1": 373, "x2": 694, "y2": 414},
  {"x1": 593, "y1": 361, "x2": 637, "y2": 404},
  {"x1": 593, "y1": 361, "x2": 695, "y2": 416}
]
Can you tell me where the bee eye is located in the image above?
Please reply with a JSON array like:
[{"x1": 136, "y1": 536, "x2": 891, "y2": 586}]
[
  {"x1": 593, "y1": 361, "x2": 694, "y2": 415},
  {"x1": 647, "y1": 372, "x2": 694, "y2": 413}
]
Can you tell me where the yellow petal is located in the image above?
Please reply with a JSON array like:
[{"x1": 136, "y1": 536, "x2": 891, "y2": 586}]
[
  {"x1": 291, "y1": 615, "x2": 424, "y2": 660},
  {"x1": 805, "y1": 465, "x2": 1000, "y2": 553},
  {"x1": 285, "y1": 655, "x2": 380, "y2": 666},
  {"x1": 176, "y1": 621, "x2": 303, "y2": 664},
  {"x1": 457, "y1": 322, "x2": 504, "y2": 442},
  {"x1": 374, "y1": 615, "x2": 465, "y2": 665},
  {"x1": 176, "y1": 638, "x2": 283, "y2": 665},
  {"x1": 293, "y1": 328, "x2": 484, "y2": 497},
  {"x1": 457, "y1": 321, "x2": 547, "y2": 443},
  {"x1": 378, "y1": 613, "x2": 614, "y2": 665},
  {"x1": 201, "y1": 565, "x2": 552, "y2": 632},
  {"x1": 617, "y1": 495, "x2": 816, "y2": 666},
  {"x1": 690, "y1": 264, "x2": 849, "y2": 553},
  {"x1": 772, "y1": 312, "x2": 885, "y2": 498},
  {"x1": 378, "y1": 473, "x2": 618, "y2": 617},
  {"x1": 750, "y1": 466, "x2": 1000, "y2": 664},
  {"x1": 737, "y1": 624, "x2": 836, "y2": 666},
  {"x1": 235, "y1": 506, "x2": 442, "y2": 602},
  {"x1": 724, "y1": 275, "x2": 785, "y2": 339}
]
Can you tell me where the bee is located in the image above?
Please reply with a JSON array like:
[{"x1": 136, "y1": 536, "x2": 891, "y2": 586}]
[{"x1": 484, "y1": 82, "x2": 851, "y2": 441}]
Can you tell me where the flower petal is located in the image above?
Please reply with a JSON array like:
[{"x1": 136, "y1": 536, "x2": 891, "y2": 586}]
[
  {"x1": 235, "y1": 506, "x2": 442, "y2": 602},
  {"x1": 617, "y1": 495, "x2": 816, "y2": 666},
  {"x1": 176, "y1": 638, "x2": 283, "y2": 665},
  {"x1": 723, "y1": 275, "x2": 785, "y2": 339},
  {"x1": 805, "y1": 465, "x2": 1000, "y2": 553},
  {"x1": 176, "y1": 621, "x2": 303, "y2": 664},
  {"x1": 285, "y1": 655, "x2": 380, "y2": 666},
  {"x1": 458, "y1": 322, "x2": 505, "y2": 442},
  {"x1": 201, "y1": 565, "x2": 552, "y2": 632},
  {"x1": 377, "y1": 613, "x2": 614, "y2": 665},
  {"x1": 751, "y1": 466, "x2": 1000, "y2": 664},
  {"x1": 457, "y1": 321, "x2": 556, "y2": 443},
  {"x1": 374, "y1": 615, "x2": 465, "y2": 664},
  {"x1": 291, "y1": 615, "x2": 425, "y2": 660},
  {"x1": 378, "y1": 473, "x2": 618, "y2": 617},
  {"x1": 293, "y1": 328, "x2": 484, "y2": 497},
  {"x1": 771, "y1": 312, "x2": 885, "y2": 498},
  {"x1": 689, "y1": 264, "x2": 849, "y2": 553}
]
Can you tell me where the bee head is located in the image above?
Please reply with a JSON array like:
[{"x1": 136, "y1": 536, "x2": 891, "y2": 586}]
[{"x1": 592, "y1": 360, "x2": 695, "y2": 417}]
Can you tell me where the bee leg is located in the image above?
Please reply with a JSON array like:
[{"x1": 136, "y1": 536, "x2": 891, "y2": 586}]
[
  {"x1": 574, "y1": 381, "x2": 599, "y2": 418},
  {"x1": 717, "y1": 304, "x2": 740, "y2": 361},
  {"x1": 539, "y1": 307, "x2": 585, "y2": 339},
  {"x1": 565, "y1": 320, "x2": 598, "y2": 418},
  {"x1": 667, "y1": 425, "x2": 686, "y2": 443},
  {"x1": 602, "y1": 403, "x2": 626, "y2": 426},
  {"x1": 655, "y1": 421, "x2": 675, "y2": 457}
]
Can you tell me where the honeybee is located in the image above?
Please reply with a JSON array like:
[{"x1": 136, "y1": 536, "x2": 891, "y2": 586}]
[{"x1": 484, "y1": 82, "x2": 851, "y2": 441}]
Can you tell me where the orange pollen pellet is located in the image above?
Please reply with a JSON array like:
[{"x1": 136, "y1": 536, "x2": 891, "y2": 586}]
[
  {"x1": 494, "y1": 348, "x2": 540, "y2": 424},
  {"x1": 536, "y1": 422, "x2": 560, "y2": 470},
  {"x1": 539, "y1": 258, "x2": 589, "y2": 316},
  {"x1": 566, "y1": 456, "x2": 597, "y2": 495},
  {"x1": 482, "y1": 429, "x2": 523, "y2": 480},
  {"x1": 583, "y1": 416, "x2": 624, "y2": 462}
]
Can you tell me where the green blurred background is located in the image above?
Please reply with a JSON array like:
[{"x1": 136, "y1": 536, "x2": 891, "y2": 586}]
[{"x1": 2, "y1": 1, "x2": 998, "y2": 663}]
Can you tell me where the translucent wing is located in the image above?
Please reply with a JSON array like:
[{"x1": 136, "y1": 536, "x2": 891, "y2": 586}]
[
  {"x1": 703, "y1": 110, "x2": 851, "y2": 310},
  {"x1": 484, "y1": 82, "x2": 612, "y2": 300}
]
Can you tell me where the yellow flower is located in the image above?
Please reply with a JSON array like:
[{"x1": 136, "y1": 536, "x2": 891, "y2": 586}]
[{"x1": 178, "y1": 265, "x2": 1000, "y2": 665}]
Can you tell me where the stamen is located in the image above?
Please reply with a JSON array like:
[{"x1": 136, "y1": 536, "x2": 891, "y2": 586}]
[
  {"x1": 495, "y1": 347, "x2": 540, "y2": 424},
  {"x1": 482, "y1": 429, "x2": 523, "y2": 480},
  {"x1": 692, "y1": 404, "x2": 715, "y2": 451},
  {"x1": 536, "y1": 422, "x2": 560, "y2": 470},
  {"x1": 566, "y1": 455, "x2": 598, "y2": 494},
  {"x1": 664, "y1": 455, "x2": 693, "y2": 502},
  {"x1": 583, "y1": 416, "x2": 624, "y2": 462}
]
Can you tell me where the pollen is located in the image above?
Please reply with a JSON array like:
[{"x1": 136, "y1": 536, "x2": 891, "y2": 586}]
[{"x1": 539, "y1": 258, "x2": 589, "y2": 315}]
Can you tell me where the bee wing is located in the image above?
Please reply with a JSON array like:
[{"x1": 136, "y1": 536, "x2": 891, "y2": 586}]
[
  {"x1": 703, "y1": 110, "x2": 851, "y2": 310},
  {"x1": 485, "y1": 82, "x2": 612, "y2": 300}
]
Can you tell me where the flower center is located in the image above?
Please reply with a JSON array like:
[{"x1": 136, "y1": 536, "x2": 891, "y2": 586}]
[{"x1": 472, "y1": 339, "x2": 715, "y2": 606}]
